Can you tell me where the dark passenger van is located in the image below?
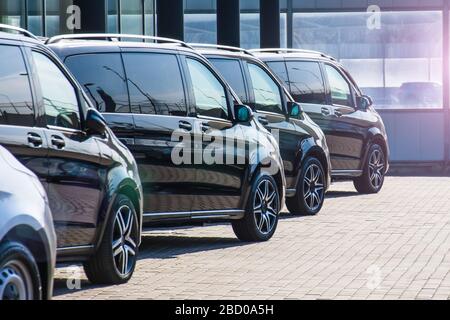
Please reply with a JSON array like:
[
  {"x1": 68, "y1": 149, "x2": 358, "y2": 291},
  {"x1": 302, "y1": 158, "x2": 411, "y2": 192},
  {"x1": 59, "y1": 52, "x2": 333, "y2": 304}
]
[
  {"x1": 48, "y1": 34, "x2": 286, "y2": 242},
  {"x1": 253, "y1": 49, "x2": 389, "y2": 194},
  {"x1": 0, "y1": 25, "x2": 143, "y2": 285},
  {"x1": 195, "y1": 44, "x2": 331, "y2": 216}
]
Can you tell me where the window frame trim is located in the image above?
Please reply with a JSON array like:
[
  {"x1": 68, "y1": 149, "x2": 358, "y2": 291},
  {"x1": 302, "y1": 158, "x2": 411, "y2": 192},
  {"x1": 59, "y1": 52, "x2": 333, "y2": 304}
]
[
  {"x1": 322, "y1": 62, "x2": 357, "y2": 110},
  {"x1": 64, "y1": 51, "x2": 132, "y2": 114},
  {"x1": 0, "y1": 43, "x2": 37, "y2": 128},
  {"x1": 244, "y1": 60, "x2": 287, "y2": 116},
  {"x1": 182, "y1": 54, "x2": 234, "y2": 122},
  {"x1": 29, "y1": 47, "x2": 85, "y2": 132}
]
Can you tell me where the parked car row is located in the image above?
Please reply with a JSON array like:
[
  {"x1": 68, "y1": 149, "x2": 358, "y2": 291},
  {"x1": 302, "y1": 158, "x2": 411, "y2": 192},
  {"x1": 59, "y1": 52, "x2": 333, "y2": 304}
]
[{"x1": 0, "y1": 25, "x2": 389, "y2": 299}]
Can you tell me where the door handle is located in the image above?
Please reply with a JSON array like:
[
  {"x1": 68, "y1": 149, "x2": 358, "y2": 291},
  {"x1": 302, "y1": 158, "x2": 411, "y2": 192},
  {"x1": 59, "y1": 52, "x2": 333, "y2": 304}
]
[
  {"x1": 258, "y1": 116, "x2": 269, "y2": 126},
  {"x1": 321, "y1": 107, "x2": 331, "y2": 116},
  {"x1": 27, "y1": 133, "x2": 43, "y2": 148},
  {"x1": 51, "y1": 136, "x2": 66, "y2": 149},
  {"x1": 179, "y1": 121, "x2": 192, "y2": 131},
  {"x1": 201, "y1": 122, "x2": 210, "y2": 133},
  {"x1": 334, "y1": 110, "x2": 343, "y2": 117}
]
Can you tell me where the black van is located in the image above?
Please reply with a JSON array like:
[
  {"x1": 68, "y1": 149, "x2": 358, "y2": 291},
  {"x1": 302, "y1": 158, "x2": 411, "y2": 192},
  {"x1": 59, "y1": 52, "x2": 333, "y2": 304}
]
[
  {"x1": 48, "y1": 34, "x2": 286, "y2": 242},
  {"x1": 253, "y1": 49, "x2": 389, "y2": 194},
  {"x1": 195, "y1": 45, "x2": 331, "y2": 216},
  {"x1": 0, "y1": 25, "x2": 143, "y2": 285}
]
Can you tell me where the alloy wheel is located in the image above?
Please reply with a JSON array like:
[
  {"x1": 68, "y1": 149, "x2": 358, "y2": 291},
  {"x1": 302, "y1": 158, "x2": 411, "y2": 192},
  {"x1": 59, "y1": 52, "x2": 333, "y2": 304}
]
[
  {"x1": 0, "y1": 260, "x2": 33, "y2": 300},
  {"x1": 112, "y1": 205, "x2": 137, "y2": 277},
  {"x1": 369, "y1": 149, "x2": 385, "y2": 189},
  {"x1": 303, "y1": 163, "x2": 325, "y2": 211},
  {"x1": 253, "y1": 179, "x2": 279, "y2": 234}
]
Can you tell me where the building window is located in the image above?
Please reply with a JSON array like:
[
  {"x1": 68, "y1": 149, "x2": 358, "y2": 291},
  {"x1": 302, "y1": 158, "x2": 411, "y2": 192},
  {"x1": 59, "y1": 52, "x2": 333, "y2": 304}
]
[
  {"x1": 144, "y1": 0, "x2": 155, "y2": 36},
  {"x1": 0, "y1": 0, "x2": 25, "y2": 27},
  {"x1": 293, "y1": 11, "x2": 443, "y2": 109},
  {"x1": 240, "y1": 13, "x2": 259, "y2": 49},
  {"x1": 107, "y1": 0, "x2": 119, "y2": 33},
  {"x1": 27, "y1": 0, "x2": 44, "y2": 35},
  {"x1": 280, "y1": 12, "x2": 287, "y2": 48},
  {"x1": 45, "y1": 0, "x2": 61, "y2": 37},
  {"x1": 120, "y1": 0, "x2": 143, "y2": 35},
  {"x1": 184, "y1": 0, "x2": 217, "y2": 44}
]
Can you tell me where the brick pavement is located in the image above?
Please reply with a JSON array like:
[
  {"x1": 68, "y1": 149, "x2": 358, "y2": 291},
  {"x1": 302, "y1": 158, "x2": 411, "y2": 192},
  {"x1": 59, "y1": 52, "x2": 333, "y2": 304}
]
[{"x1": 53, "y1": 177, "x2": 450, "y2": 300}]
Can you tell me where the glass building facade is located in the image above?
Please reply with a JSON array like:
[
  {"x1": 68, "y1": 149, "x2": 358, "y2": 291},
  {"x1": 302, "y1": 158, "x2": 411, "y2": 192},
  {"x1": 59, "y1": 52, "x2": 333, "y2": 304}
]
[{"x1": 1, "y1": 0, "x2": 449, "y2": 163}]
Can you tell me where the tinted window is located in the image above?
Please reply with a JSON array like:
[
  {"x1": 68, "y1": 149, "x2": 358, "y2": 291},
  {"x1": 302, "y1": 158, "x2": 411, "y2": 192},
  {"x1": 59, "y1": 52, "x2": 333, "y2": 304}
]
[
  {"x1": 32, "y1": 52, "x2": 80, "y2": 130},
  {"x1": 65, "y1": 53, "x2": 130, "y2": 113},
  {"x1": 186, "y1": 58, "x2": 228, "y2": 119},
  {"x1": 0, "y1": 45, "x2": 34, "y2": 127},
  {"x1": 209, "y1": 58, "x2": 247, "y2": 102},
  {"x1": 247, "y1": 63, "x2": 283, "y2": 114},
  {"x1": 325, "y1": 64, "x2": 353, "y2": 107},
  {"x1": 266, "y1": 61, "x2": 289, "y2": 86},
  {"x1": 285, "y1": 61, "x2": 327, "y2": 105},
  {"x1": 122, "y1": 53, "x2": 186, "y2": 116}
]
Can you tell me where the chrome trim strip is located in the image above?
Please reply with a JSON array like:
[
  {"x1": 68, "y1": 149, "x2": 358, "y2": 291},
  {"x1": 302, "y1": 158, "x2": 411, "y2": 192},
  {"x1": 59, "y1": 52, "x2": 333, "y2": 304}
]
[
  {"x1": 143, "y1": 209, "x2": 245, "y2": 220},
  {"x1": 57, "y1": 245, "x2": 94, "y2": 253},
  {"x1": 332, "y1": 170, "x2": 363, "y2": 177},
  {"x1": 47, "y1": 125, "x2": 84, "y2": 134}
]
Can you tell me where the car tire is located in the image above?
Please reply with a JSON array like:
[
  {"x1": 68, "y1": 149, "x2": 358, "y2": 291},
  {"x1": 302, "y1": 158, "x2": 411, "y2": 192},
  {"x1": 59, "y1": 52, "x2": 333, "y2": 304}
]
[
  {"x1": 0, "y1": 242, "x2": 42, "y2": 300},
  {"x1": 232, "y1": 174, "x2": 280, "y2": 242},
  {"x1": 354, "y1": 144, "x2": 386, "y2": 194},
  {"x1": 84, "y1": 194, "x2": 139, "y2": 285},
  {"x1": 287, "y1": 157, "x2": 326, "y2": 216}
]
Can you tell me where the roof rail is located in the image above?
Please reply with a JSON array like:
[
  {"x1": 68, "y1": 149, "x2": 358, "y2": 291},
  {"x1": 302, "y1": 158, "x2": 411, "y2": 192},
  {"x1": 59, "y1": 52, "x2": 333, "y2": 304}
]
[
  {"x1": 189, "y1": 43, "x2": 254, "y2": 56},
  {"x1": 0, "y1": 24, "x2": 39, "y2": 40},
  {"x1": 46, "y1": 33, "x2": 194, "y2": 49},
  {"x1": 249, "y1": 48, "x2": 336, "y2": 61}
]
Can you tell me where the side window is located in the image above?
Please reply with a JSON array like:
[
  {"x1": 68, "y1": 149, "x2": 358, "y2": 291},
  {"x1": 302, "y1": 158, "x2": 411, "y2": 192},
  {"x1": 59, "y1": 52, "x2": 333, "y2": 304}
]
[
  {"x1": 0, "y1": 45, "x2": 34, "y2": 127},
  {"x1": 32, "y1": 51, "x2": 81, "y2": 130},
  {"x1": 209, "y1": 58, "x2": 247, "y2": 102},
  {"x1": 247, "y1": 63, "x2": 283, "y2": 114},
  {"x1": 286, "y1": 61, "x2": 327, "y2": 105},
  {"x1": 186, "y1": 58, "x2": 228, "y2": 120},
  {"x1": 65, "y1": 53, "x2": 130, "y2": 113},
  {"x1": 122, "y1": 53, "x2": 186, "y2": 116},
  {"x1": 325, "y1": 64, "x2": 353, "y2": 108},
  {"x1": 266, "y1": 61, "x2": 289, "y2": 86}
]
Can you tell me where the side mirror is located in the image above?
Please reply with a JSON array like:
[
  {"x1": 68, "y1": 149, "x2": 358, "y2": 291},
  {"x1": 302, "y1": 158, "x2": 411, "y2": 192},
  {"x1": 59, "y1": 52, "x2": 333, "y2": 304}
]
[
  {"x1": 234, "y1": 104, "x2": 254, "y2": 123},
  {"x1": 287, "y1": 101, "x2": 303, "y2": 118},
  {"x1": 85, "y1": 109, "x2": 107, "y2": 135},
  {"x1": 357, "y1": 95, "x2": 373, "y2": 110}
]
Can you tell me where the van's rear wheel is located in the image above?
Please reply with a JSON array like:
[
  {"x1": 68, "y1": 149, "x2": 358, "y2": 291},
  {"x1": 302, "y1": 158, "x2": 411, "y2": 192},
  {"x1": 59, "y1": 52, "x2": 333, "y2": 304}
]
[
  {"x1": 84, "y1": 194, "x2": 139, "y2": 285},
  {"x1": 354, "y1": 144, "x2": 386, "y2": 194},
  {"x1": 287, "y1": 157, "x2": 325, "y2": 216},
  {"x1": 232, "y1": 174, "x2": 280, "y2": 242}
]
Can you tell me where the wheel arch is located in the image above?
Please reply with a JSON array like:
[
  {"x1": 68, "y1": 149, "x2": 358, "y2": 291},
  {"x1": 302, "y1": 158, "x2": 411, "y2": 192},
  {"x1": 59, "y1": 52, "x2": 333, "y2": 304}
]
[
  {"x1": 363, "y1": 132, "x2": 389, "y2": 174},
  {"x1": 241, "y1": 157, "x2": 285, "y2": 212},
  {"x1": 304, "y1": 146, "x2": 330, "y2": 187},
  {"x1": 94, "y1": 166, "x2": 143, "y2": 251}
]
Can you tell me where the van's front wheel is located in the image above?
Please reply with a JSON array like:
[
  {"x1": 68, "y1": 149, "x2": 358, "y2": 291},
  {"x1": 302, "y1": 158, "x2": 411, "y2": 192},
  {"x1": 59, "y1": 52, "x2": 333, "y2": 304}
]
[
  {"x1": 287, "y1": 157, "x2": 325, "y2": 216},
  {"x1": 232, "y1": 174, "x2": 280, "y2": 242},
  {"x1": 84, "y1": 194, "x2": 139, "y2": 285},
  {"x1": 354, "y1": 144, "x2": 386, "y2": 194}
]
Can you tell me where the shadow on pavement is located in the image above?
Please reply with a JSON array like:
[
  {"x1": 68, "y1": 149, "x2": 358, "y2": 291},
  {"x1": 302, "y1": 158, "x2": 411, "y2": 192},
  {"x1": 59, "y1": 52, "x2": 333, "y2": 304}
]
[
  {"x1": 138, "y1": 234, "x2": 247, "y2": 260},
  {"x1": 326, "y1": 190, "x2": 360, "y2": 199},
  {"x1": 53, "y1": 233, "x2": 248, "y2": 297}
]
